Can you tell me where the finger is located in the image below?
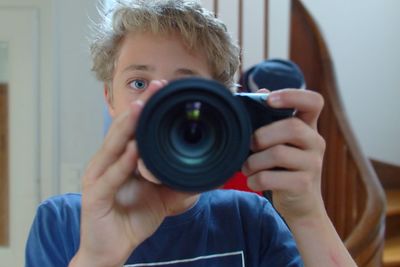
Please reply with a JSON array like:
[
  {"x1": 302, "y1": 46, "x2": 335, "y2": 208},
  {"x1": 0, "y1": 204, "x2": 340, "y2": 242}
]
[
  {"x1": 93, "y1": 140, "x2": 139, "y2": 200},
  {"x1": 267, "y1": 89, "x2": 324, "y2": 129},
  {"x1": 242, "y1": 145, "x2": 316, "y2": 176},
  {"x1": 137, "y1": 159, "x2": 162, "y2": 184},
  {"x1": 160, "y1": 79, "x2": 168, "y2": 87},
  {"x1": 84, "y1": 80, "x2": 165, "y2": 183},
  {"x1": 247, "y1": 170, "x2": 312, "y2": 193},
  {"x1": 84, "y1": 101, "x2": 144, "y2": 183},
  {"x1": 251, "y1": 117, "x2": 326, "y2": 153},
  {"x1": 104, "y1": 80, "x2": 164, "y2": 143}
]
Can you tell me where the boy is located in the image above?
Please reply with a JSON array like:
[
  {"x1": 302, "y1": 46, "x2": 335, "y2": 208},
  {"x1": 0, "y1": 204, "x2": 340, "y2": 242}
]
[{"x1": 26, "y1": 1, "x2": 357, "y2": 266}]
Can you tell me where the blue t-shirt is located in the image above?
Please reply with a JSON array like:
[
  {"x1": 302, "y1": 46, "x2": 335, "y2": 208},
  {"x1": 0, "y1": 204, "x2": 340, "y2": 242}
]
[{"x1": 25, "y1": 189, "x2": 303, "y2": 266}]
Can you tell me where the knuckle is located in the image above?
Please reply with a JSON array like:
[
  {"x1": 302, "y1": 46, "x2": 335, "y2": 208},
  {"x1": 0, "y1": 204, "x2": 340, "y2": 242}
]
[
  {"x1": 270, "y1": 145, "x2": 285, "y2": 162},
  {"x1": 249, "y1": 172, "x2": 269, "y2": 190},
  {"x1": 309, "y1": 153, "x2": 324, "y2": 172},
  {"x1": 315, "y1": 93, "x2": 325, "y2": 110},
  {"x1": 242, "y1": 159, "x2": 252, "y2": 175},
  {"x1": 317, "y1": 134, "x2": 326, "y2": 152},
  {"x1": 252, "y1": 130, "x2": 265, "y2": 150},
  {"x1": 288, "y1": 118, "x2": 306, "y2": 140},
  {"x1": 309, "y1": 90, "x2": 325, "y2": 110},
  {"x1": 242, "y1": 153, "x2": 259, "y2": 175}
]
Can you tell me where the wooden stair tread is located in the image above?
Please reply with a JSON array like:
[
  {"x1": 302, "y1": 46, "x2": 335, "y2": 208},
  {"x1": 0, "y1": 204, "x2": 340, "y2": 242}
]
[
  {"x1": 387, "y1": 189, "x2": 400, "y2": 216},
  {"x1": 384, "y1": 235, "x2": 400, "y2": 265}
]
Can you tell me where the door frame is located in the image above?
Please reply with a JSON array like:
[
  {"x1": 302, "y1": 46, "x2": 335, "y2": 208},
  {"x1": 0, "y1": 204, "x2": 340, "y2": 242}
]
[
  {"x1": 0, "y1": 1, "x2": 60, "y2": 198},
  {"x1": 0, "y1": 6, "x2": 44, "y2": 266}
]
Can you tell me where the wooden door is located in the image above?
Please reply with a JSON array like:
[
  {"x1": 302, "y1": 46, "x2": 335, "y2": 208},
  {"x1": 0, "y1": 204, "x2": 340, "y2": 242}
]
[{"x1": 0, "y1": 84, "x2": 8, "y2": 246}]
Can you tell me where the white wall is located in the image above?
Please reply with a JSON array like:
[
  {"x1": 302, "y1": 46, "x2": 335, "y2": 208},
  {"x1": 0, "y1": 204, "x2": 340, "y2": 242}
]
[
  {"x1": 0, "y1": 0, "x2": 103, "y2": 198},
  {"x1": 54, "y1": 0, "x2": 104, "y2": 194},
  {"x1": 301, "y1": 0, "x2": 400, "y2": 165},
  {"x1": 0, "y1": 42, "x2": 8, "y2": 83},
  {"x1": 0, "y1": 0, "x2": 57, "y2": 200}
]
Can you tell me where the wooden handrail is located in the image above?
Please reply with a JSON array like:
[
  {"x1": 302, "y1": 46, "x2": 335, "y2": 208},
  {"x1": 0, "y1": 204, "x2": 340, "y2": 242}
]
[
  {"x1": 289, "y1": 1, "x2": 386, "y2": 265},
  {"x1": 371, "y1": 159, "x2": 400, "y2": 189}
]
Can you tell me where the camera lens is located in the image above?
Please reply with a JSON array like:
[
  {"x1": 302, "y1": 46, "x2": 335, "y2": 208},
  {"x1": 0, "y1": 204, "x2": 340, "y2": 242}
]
[
  {"x1": 136, "y1": 78, "x2": 251, "y2": 192},
  {"x1": 166, "y1": 101, "x2": 220, "y2": 165}
]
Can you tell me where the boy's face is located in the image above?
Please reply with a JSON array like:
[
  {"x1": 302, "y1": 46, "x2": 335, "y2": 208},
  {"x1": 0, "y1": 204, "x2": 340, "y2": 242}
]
[{"x1": 106, "y1": 31, "x2": 213, "y2": 117}]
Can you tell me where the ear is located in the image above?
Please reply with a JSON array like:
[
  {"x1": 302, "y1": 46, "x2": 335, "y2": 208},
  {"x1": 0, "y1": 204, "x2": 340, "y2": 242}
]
[{"x1": 104, "y1": 82, "x2": 116, "y2": 118}]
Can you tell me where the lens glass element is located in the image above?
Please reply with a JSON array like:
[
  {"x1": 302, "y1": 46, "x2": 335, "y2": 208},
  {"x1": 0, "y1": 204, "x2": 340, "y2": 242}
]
[
  {"x1": 167, "y1": 100, "x2": 222, "y2": 166},
  {"x1": 184, "y1": 101, "x2": 203, "y2": 144}
]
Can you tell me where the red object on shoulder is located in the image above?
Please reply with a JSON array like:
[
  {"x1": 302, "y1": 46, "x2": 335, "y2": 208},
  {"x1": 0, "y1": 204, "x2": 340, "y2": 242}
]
[{"x1": 222, "y1": 172, "x2": 262, "y2": 195}]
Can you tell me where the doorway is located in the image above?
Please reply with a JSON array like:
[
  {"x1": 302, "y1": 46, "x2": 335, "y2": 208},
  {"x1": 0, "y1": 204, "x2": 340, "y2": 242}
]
[{"x1": 0, "y1": 83, "x2": 8, "y2": 246}]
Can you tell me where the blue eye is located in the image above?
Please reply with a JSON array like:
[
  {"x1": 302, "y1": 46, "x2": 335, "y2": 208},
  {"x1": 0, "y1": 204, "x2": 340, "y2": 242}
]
[{"x1": 129, "y1": 79, "x2": 148, "y2": 90}]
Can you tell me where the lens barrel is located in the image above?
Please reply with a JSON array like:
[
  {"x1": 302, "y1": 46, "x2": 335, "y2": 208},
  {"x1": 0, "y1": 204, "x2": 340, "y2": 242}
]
[{"x1": 136, "y1": 78, "x2": 251, "y2": 192}]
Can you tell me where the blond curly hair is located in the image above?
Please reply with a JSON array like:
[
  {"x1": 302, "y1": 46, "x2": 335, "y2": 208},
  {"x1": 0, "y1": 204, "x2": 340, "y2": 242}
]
[{"x1": 90, "y1": 0, "x2": 240, "y2": 92}]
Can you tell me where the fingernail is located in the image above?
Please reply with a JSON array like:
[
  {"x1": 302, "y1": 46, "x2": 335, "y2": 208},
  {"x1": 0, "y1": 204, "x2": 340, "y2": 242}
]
[
  {"x1": 268, "y1": 92, "x2": 281, "y2": 106},
  {"x1": 257, "y1": 88, "x2": 270, "y2": 93},
  {"x1": 150, "y1": 80, "x2": 162, "y2": 87},
  {"x1": 131, "y1": 99, "x2": 144, "y2": 109}
]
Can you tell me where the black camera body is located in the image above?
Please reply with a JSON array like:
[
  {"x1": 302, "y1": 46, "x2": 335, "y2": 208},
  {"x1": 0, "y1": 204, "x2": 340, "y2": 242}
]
[{"x1": 136, "y1": 78, "x2": 294, "y2": 192}]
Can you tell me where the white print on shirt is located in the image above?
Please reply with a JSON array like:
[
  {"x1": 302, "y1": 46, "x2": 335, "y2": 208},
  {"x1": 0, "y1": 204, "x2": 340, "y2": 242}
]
[{"x1": 124, "y1": 251, "x2": 245, "y2": 267}]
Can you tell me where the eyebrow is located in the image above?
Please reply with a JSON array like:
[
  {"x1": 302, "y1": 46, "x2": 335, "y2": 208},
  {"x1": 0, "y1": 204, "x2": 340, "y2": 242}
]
[
  {"x1": 122, "y1": 64, "x2": 201, "y2": 76},
  {"x1": 175, "y1": 68, "x2": 201, "y2": 76},
  {"x1": 122, "y1": 64, "x2": 155, "y2": 73}
]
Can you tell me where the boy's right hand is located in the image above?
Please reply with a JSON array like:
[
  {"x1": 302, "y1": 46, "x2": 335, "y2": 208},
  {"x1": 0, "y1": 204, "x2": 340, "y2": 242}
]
[{"x1": 69, "y1": 81, "x2": 197, "y2": 267}]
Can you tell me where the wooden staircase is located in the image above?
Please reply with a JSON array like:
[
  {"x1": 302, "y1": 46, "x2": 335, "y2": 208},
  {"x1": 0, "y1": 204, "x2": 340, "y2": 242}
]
[
  {"x1": 220, "y1": 0, "x2": 387, "y2": 264},
  {"x1": 384, "y1": 189, "x2": 400, "y2": 267},
  {"x1": 371, "y1": 160, "x2": 400, "y2": 267}
]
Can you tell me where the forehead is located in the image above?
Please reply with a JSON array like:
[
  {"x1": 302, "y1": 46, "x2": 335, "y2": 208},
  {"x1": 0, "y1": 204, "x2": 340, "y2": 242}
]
[{"x1": 114, "y1": 31, "x2": 211, "y2": 75}]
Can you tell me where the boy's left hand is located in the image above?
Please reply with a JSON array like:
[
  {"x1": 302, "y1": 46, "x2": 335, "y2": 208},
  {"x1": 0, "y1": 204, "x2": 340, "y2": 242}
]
[{"x1": 242, "y1": 89, "x2": 326, "y2": 223}]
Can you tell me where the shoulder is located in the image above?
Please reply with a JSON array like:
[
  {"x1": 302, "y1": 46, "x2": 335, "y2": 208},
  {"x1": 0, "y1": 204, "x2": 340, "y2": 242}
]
[
  {"x1": 36, "y1": 193, "x2": 82, "y2": 220},
  {"x1": 29, "y1": 193, "x2": 81, "y2": 238},
  {"x1": 40, "y1": 192, "x2": 82, "y2": 207},
  {"x1": 26, "y1": 193, "x2": 82, "y2": 266}
]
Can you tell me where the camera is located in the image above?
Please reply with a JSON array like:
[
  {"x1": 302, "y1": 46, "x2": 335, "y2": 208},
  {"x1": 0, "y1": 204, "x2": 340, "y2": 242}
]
[{"x1": 136, "y1": 77, "x2": 294, "y2": 192}]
